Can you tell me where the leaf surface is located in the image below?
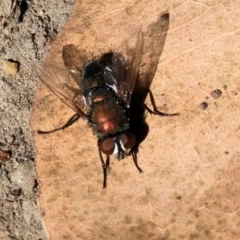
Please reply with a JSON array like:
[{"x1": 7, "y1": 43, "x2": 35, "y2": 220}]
[{"x1": 31, "y1": 0, "x2": 240, "y2": 239}]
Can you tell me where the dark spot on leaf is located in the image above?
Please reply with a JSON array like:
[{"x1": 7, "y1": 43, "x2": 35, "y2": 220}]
[
  {"x1": 211, "y1": 89, "x2": 222, "y2": 99},
  {"x1": 176, "y1": 195, "x2": 182, "y2": 200},
  {"x1": 161, "y1": 13, "x2": 169, "y2": 22},
  {"x1": 199, "y1": 102, "x2": 208, "y2": 110}
]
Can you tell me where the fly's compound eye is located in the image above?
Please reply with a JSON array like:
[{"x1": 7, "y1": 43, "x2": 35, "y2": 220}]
[
  {"x1": 99, "y1": 131, "x2": 136, "y2": 156},
  {"x1": 99, "y1": 138, "x2": 115, "y2": 155},
  {"x1": 120, "y1": 131, "x2": 136, "y2": 150}
]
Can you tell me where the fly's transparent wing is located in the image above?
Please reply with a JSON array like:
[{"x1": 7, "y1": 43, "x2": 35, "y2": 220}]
[
  {"x1": 35, "y1": 61, "x2": 87, "y2": 117},
  {"x1": 62, "y1": 44, "x2": 90, "y2": 86},
  {"x1": 112, "y1": 28, "x2": 143, "y2": 106},
  {"x1": 137, "y1": 12, "x2": 170, "y2": 100}
]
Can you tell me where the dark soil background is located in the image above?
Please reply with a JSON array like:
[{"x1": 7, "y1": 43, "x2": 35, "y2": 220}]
[{"x1": 0, "y1": 1, "x2": 74, "y2": 239}]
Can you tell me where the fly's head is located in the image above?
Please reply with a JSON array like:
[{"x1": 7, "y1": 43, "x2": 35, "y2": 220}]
[{"x1": 98, "y1": 131, "x2": 136, "y2": 160}]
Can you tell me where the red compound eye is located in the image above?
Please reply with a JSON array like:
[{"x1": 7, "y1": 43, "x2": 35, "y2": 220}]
[
  {"x1": 98, "y1": 138, "x2": 115, "y2": 155},
  {"x1": 120, "y1": 131, "x2": 136, "y2": 150}
]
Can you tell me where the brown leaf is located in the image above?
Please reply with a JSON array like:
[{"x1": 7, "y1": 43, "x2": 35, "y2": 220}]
[{"x1": 31, "y1": 0, "x2": 240, "y2": 239}]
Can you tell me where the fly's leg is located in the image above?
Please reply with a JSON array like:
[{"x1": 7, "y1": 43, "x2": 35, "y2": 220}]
[
  {"x1": 131, "y1": 150, "x2": 143, "y2": 173},
  {"x1": 143, "y1": 89, "x2": 179, "y2": 116},
  {"x1": 99, "y1": 149, "x2": 110, "y2": 188},
  {"x1": 38, "y1": 113, "x2": 81, "y2": 134},
  {"x1": 128, "y1": 90, "x2": 178, "y2": 179}
]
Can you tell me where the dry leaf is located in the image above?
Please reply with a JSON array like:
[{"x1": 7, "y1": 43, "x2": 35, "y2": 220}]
[{"x1": 31, "y1": 0, "x2": 240, "y2": 239}]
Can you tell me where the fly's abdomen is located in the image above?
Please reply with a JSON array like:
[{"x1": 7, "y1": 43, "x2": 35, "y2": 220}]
[{"x1": 90, "y1": 88, "x2": 129, "y2": 138}]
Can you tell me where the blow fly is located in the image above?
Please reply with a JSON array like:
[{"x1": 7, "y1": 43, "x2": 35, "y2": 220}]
[{"x1": 36, "y1": 13, "x2": 178, "y2": 188}]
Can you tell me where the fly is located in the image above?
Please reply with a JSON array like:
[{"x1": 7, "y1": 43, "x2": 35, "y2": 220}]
[{"x1": 35, "y1": 12, "x2": 178, "y2": 188}]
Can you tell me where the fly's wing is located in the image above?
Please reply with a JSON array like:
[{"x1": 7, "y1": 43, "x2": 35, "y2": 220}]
[
  {"x1": 34, "y1": 61, "x2": 87, "y2": 118},
  {"x1": 137, "y1": 12, "x2": 170, "y2": 100},
  {"x1": 62, "y1": 44, "x2": 90, "y2": 85},
  {"x1": 61, "y1": 44, "x2": 93, "y2": 113},
  {"x1": 112, "y1": 28, "x2": 143, "y2": 107}
]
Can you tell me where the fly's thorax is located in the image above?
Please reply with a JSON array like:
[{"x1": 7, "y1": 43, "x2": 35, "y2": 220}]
[
  {"x1": 82, "y1": 61, "x2": 105, "y2": 79},
  {"x1": 81, "y1": 61, "x2": 106, "y2": 97},
  {"x1": 81, "y1": 75, "x2": 107, "y2": 97},
  {"x1": 81, "y1": 60, "x2": 118, "y2": 98}
]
